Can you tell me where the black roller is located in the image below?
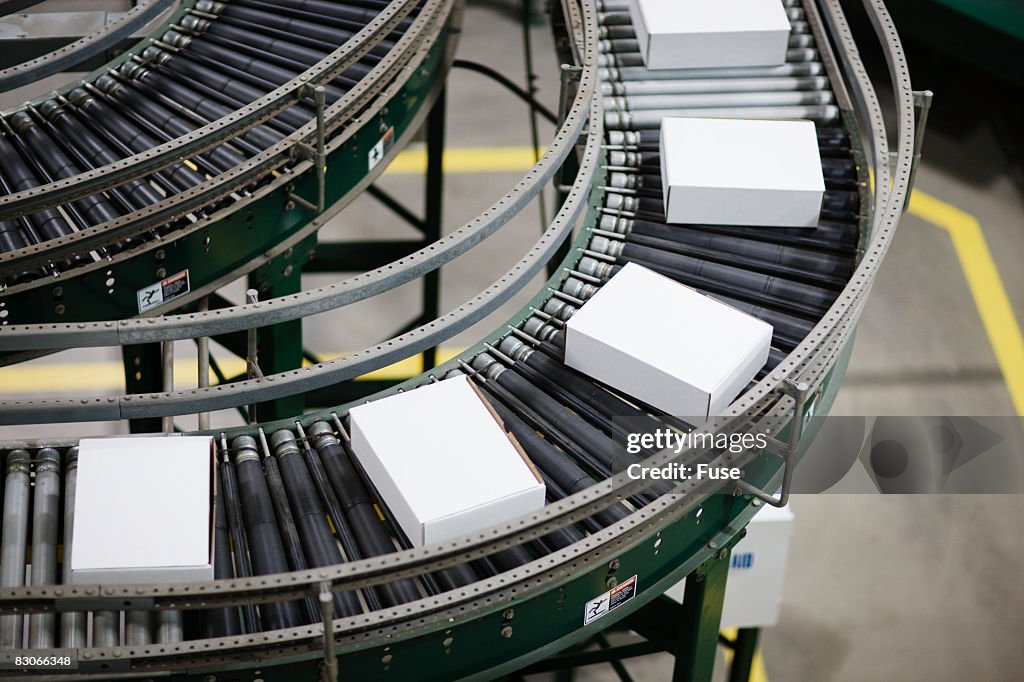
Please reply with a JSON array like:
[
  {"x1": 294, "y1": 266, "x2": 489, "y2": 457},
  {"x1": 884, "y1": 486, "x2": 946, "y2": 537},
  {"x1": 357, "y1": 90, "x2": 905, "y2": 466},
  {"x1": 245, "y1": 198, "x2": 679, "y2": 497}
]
[
  {"x1": 0, "y1": 135, "x2": 79, "y2": 244},
  {"x1": 257, "y1": 435, "x2": 320, "y2": 624},
  {"x1": 629, "y1": 217, "x2": 858, "y2": 254},
  {"x1": 140, "y1": 50, "x2": 313, "y2": 130},
  {"x1": 273, "y1": 429, "x2": 385, "y2": 612},
  {"x1": 202, "y1": 478, "x2": 242, "y2": 638},
  {"x1": 175, "y1": 34, "x2": 347, "y2": 103},
  {"x1": 619, "y1": 230, "x2": 847, "y2": 289},
  {"x1": 501, "y1": 337, "x2": 675, "y2": 436},
  {"x1": 488, "y1": 366, "x2": 625, "y2": 472},
  {"x1": 491, "y1": 400, "x2": 630, "y2": 529},
  {"x1": 605, "y1": 241, "x2": 838, "y2": 317},
  {"x1": 7, "y1": 112, "x2": 125, "y2": 232},
  {"x1": 106, "y1": 72, "x2": 282, "y2": 153},
  {"x1": 215, "y1": 3, "x2": 395, "y2": 58},
  {"x1": 188, "y1": 19, "x2": 372, "y2": 91},
  {"x1": 103, "y1": 83, "x2": 247, "y2": 174},
  {"x1": 321, "y1": 422, "x2": 481, "y2": 592},
  {"x1": 232, "y1": 436, "x2": 304, "y2": 631},
  {"x1": 306, "y1": 424, "x2": 422, "y2": 606},
  {"x1": 489, "y1": 545, "x2": 535, "y2": 572},
  {"x1": 218, "y1": 445, "x2": 260, "y2": 633},
  {"x1": 270, "y1": 431, "x2": 362, "y2": 618},
  {"x1": 472, "y1": 360, "x2": 671, "y2": 501},
  {"x1": 39, "y1": 101, "x2": 165, "y2": 212},
  {"x1": 68, "y1": 85, "x2": 206, "y2": 192},
  {"x1": 236, "y1": 0, "x2": 400, "y2": 30},
  {"x1": 624, "y1": 219, "x2": 854, "y2": 282}
]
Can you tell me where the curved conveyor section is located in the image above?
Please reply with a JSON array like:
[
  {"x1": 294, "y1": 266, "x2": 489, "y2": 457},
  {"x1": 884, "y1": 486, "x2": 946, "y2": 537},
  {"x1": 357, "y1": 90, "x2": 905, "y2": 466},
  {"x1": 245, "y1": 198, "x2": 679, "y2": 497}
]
[{"x1": 0, "y1": 0, "x2": 458, "y2": 335}]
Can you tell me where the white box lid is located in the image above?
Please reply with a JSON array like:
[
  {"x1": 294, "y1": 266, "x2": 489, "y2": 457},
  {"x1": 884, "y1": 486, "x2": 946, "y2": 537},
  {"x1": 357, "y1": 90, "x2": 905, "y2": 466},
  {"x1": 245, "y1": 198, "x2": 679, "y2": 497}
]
[
  {"x1": 567, "y1": 262, "x2": 773, "y2": 398},
  {"x1": 72, "y1": 436, "x2": 213, "y2": 579},
  {"x1": 661, "y1": 117, "x2": 825, "y2": 194},
  {"x1": 348, "y1": 376, "x2": 545, "y2": 546},
  {"x1": 634, "y1": 0, "x2": 790, "y2": 37}
]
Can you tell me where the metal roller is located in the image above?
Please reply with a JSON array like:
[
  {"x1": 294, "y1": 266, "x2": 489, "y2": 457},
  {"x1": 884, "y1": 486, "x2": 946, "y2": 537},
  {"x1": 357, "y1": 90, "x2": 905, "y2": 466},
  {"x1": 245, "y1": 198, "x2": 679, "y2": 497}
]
[
  {"x1": 219, "y1": 442, "x2": 260, "y2": 633},
  {"x1": 305, "y1": 424, "x2": 422, "y2": 606},
  {"x1": 27, "y1": 448, "x2": 60, "y2": 649},
  {"x1": 598, "y1": 215, "x2": 858, "y2": 254},
  {"x1": 202, "y1": 472, "x2": 243, "y2": 639},
  {"x1": 489, "y1": 399, "x2": 630, "y2": 529},
  {"x1": 5, "y1": 112, "x2": 129, "y2": 252},
  {"x1": 65, "y1": 85, "x2": 206, "y2": 192},
  {"x1": 269, "y1": 431, "x2": 363, "y2": 619},
  {"x1": 0, "y1": 450, "x2": 30, "y2": 649},
  {"x1": 60, "y1": 448, "x2": 86, "y2": 648},
  {"x1": 232, "y1": 435, "x2": 305, "y2": 632}
]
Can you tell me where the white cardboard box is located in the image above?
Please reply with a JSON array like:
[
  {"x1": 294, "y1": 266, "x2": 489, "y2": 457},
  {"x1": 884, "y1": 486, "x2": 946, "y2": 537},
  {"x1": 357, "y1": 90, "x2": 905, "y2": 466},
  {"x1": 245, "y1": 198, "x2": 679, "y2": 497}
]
[
  {"x1": 629, "y1": 0, "x2": 791, "y2": 70},
  {"x1": 71, "y1": 436, "x2": 215, "y2": 585},
  {"x1": 563, "y1": 263, "x2": 772, "y2": 419},
  {"x1": 660, "y1": 117, "x2": 825, "y2": 228},
  {"x1": 348, "y1": 376, "x2": 546, "y2": 547},
  {"x1": 665, "y1": 504, "x2": 794, "y2": 628}
]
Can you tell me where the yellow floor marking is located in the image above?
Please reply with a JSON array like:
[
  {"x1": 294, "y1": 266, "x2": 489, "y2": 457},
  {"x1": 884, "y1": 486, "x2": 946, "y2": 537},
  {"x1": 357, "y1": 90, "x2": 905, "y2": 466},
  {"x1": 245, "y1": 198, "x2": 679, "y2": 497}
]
[
  {"x1": 0, "y1": 348, "x2": 465, "y2": 394},
  {"x1": 909, "y1": 190, "x2": 1024, "y2": 416},
  {"x1": 384, "y1": 145, "x2": 543, "y2": 175},
  {"x1": 721, "y1": 627, "x2": 770, "y2": 682}
]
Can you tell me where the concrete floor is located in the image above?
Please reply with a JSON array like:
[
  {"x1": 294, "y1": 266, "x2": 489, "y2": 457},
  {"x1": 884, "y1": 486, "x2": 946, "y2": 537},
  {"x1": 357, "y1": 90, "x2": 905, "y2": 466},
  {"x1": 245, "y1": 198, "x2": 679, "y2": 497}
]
[{"x1": 1, "y1": 2, "x2": 1023, "y2": 680}]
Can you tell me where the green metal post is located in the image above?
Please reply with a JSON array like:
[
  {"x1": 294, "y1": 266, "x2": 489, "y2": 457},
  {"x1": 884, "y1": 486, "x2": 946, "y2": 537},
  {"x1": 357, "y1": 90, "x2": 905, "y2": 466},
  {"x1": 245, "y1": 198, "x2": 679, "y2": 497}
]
[
  {"x1": 248, "y1": 238, "x2": 312, "y2": 421},
  {"x1": 422, "y1": 87, "x2": 446, "y2": 371},
  {"x1": 728, "y1": 628, "x2": 760, "y2": 682},
  {"x1": 121, "y1": 343, "x2": 163, "y2": 433},
  {"x1": 672, "y1": 548, "x2": 731, "y2": 682}
]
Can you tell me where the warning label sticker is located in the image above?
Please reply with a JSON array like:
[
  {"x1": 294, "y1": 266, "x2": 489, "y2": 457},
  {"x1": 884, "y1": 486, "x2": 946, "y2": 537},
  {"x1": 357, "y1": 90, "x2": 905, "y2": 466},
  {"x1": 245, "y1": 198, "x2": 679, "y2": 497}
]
[
  {"x1": 367, "y1": 126, "x2": 395, "y2": 172},
  {"x1": 137, "y1": 269, "x2": 190, "y2": 314},
  {"x1": 584, "y1": 575, "x2": 637, "y2": 626}
]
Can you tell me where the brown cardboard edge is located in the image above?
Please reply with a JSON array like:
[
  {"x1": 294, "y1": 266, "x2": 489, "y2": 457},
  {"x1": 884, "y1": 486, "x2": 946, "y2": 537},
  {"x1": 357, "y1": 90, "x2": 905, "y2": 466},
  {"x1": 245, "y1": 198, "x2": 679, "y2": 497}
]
[{"x1": 468, "y1": 379, "x2": 544, "y2": 486}]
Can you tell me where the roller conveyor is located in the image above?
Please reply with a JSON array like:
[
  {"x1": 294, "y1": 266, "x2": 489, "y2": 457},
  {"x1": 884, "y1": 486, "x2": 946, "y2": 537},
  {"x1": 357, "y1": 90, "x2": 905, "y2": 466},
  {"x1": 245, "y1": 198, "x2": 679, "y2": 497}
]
[
  {"x1": 0, "y1": 0, "x2": 920, "y2": 678},
  {"x1": 0, "y1": 0, "x2": 454, "y2": 333}
]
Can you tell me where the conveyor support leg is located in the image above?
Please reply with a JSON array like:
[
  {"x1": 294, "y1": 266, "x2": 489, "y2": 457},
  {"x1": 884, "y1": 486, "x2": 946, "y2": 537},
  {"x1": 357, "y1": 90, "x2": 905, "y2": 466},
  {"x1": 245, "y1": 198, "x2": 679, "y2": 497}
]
[
  {"x1": 728, "y1": 628, "x2": 760, "y2": 682},
  {"x1": 249, "y1": 242, "x2": 310, "y2": 421},
  {"x1": 672, "y1": 548, "x2": 731, "y2": 682},
  {"x1": 422, "y1": 86, "x2": 446, "y2": 371},
  {"x1": 122, "y1": 343, "x2": 164, "y2": 433}
]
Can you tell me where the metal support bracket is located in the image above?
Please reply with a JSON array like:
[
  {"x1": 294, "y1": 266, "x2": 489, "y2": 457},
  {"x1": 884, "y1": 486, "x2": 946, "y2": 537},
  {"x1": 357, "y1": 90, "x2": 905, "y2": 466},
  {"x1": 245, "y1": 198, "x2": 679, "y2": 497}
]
[
  {"x1": 735, "y1": 379, "x2": 812, "y2": 508},
  {"x1": 318, "y1": 582, "x2": 338, "y2": 682},
  {"x1": 889, "y1": 89, "x2": 932, "y2": 205},
  {"x1": 553, "y1": 63, "x2": 584, "y2": 271},
  {"x1": 289, "y1": 83, "x2": 329, "y2": 213},
  {"x1": 905, "y1": 89, "x2": 932, "y2": 208}
]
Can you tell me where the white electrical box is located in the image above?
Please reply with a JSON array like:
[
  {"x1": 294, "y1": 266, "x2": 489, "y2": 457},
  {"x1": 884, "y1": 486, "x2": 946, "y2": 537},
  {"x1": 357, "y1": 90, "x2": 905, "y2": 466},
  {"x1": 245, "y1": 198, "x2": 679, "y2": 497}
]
[
  {"x1": 661, "y1": 117, "x2": 825, "y2": 228},
  {"x1": 71, "y1": 436, "x2": 215, "y2": 585},
  {"x1": 665, "y1": 504, "x2": 794, "y2": 628},
  {"x1": 349, "y1": 375, "x2": 546, "y2": 547},
  {"x1": 563, "y1": 263, "x2": 772, "y2": 419},
  {"x1": 629, "y1": 0, "x2": 791, "y2": 70}
]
